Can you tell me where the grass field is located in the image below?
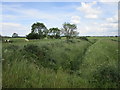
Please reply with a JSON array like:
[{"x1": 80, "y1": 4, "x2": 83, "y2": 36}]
[{"x1": 2, "y1": 37, "x2": 120, "y2": 88}]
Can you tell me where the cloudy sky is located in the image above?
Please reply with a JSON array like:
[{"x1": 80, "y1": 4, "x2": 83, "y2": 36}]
[{"x1": 1, "y1": 0, "x2": 118, "y2": 36}]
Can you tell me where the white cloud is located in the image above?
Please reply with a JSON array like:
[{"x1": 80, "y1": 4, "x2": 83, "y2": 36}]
[
  {"x1": 2, "y1": 4, "x2": 58, "y2": 21},
  {"x1": 77, "y1": 13, "x2": 118, "y2": 36},
  {"x1": 106, "y1": 14, "x2": 118, "y2": 23},
  {"x1": 2, "y1": 4, "x2": 76, "y2": 28},
  {"x1": 70, "y1": 16, "x2": 80, "y2": 24},
  {"x1": 78, "y1": 22, "x2": 118, "y2": 36},
  {"x1": 85, "y1": 14, "x2": 98, "y2": 19},
  {"x1": 101, "y1": 23, "x2": 117, "y2": 28},
  {"x1": 1, "y1": 4, "x2": 76, "y2": 36},
  {"x1": 2, "y1": 2, "x2": 118, "y2": 36},
  {"x1": 77, "y1": 2, "x2": 101, "y2": 19},
  {"x1": 75, "y1": 2, "x2": 118, "y2": 36},
  {"x1": 1, "y1": 22, "x2": 30, "y2": 36}
]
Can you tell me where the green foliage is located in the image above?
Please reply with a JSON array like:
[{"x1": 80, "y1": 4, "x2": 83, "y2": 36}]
[
  {"x1": 91, "y1": 66, "x2": 119, "y2": 88},
  {"x1": 2, "y1": 37, "x2": 119, "y2": 88},
  {"x1": 24, "y1": 44, "x2": 41, "y2": 54},
  {"x1": 23, "y1": 44, "x2": 57, "y2": 70},
  {"x1": 30, "y1": 22, "x2": 48, "y2": 39},
  {"x1": 62, "y1": 22, "x2": 78, "y2": 40},
  {"x1": 31, "y1": 22, "x2": 47, "y2": 34},
  {"x1": 78, "y1": 37, "x2": 89, "y2": 41},
  {"x1": 6, "y1": 45, "x2": 19, "y2": 51},
  {"x1": 47, "y1": 35, "x2": 54, "y2": 39},
  {"x1": 12, "y1": 33, "x2": 19, "y2": 38},
  {"x1": 49, "y1": 28, "x2": 61, "y2": 39},
  {"x1": 26, "y1": 33, "x2": 40, "y2": 39},
  {"x1": 27, "y1": 22, "x2": 79, "y2": 39}
]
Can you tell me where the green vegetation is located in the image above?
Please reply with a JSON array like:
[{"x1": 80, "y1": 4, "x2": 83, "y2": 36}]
[
  {"x1": 26, "y1": 22, "x2": 79, "y2": 40},
  {"x1": 2, "y1": 36, "x2": 119, "y2": 88}
]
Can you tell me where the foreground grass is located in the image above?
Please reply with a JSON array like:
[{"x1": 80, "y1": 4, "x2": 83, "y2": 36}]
[
  {"x1": 2, "y1": 37, "x2": 119, "y2": 88},
  {"x1": 80, "y1": 39, "x2": 119, "y2": 88}
]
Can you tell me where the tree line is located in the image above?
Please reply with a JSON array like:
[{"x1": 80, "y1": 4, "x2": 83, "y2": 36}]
[{"x1": 26, "y1": 22, "x2": 79, "y2": 40}]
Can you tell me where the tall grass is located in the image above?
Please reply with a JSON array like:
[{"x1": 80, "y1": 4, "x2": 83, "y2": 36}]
[
  {"x1": 80, "y1": 39, "x2": 119, "y2": 88},
  {"x1": 2, "y1": 37, "x2": 119, "y2": 88}
]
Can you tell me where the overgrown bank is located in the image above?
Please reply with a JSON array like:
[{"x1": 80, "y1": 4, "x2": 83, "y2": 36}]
[{"x1": 2, "y1": 37, "x2": 119, "y2": 88}]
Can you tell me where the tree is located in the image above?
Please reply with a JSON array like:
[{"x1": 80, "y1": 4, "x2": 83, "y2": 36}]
[
  {"x1": 49, "y1": 28, "x2": 61, "y2": 39},
  {"x1": 71, "y1": 31, "x2": 79, "y2": 38},
  {"x1": 55, "y1": 29, "x2": 61, "y2": 39},
  {"x1": 62, "y1": 22, "x2": 78, "y2": 40},
  {"x1": 12, "y1": 33, "x2": 18, "y2": 38},
  {"x1": 31, "y1": 22, "x2": 48, "y2": 38},
  {"x1": 0, "y1": 34, "x2": 2, "y2": 41}
]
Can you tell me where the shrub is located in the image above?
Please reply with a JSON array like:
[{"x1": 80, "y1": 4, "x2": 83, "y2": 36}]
[
  {"x1": 6, "y1": 45, "x2": 19, "y2": 51},
  {"x1": 91, "y1": 66, "x2": 119, "y2": 88},
  {"x1": 12, "y1": 33, "x2": 19, "y2": 38},
  {"x1": 47, "y1": 35, "x2": 61, "y2": 39},
  {"x1": 65, "y1": 39, "x2": 76, "y2": 43},
  {"x1": 26, "y1": 33, "x2": 40, "y2": 39},
  {"x1": 78, "y1": 37, "x2": 89, "y2": 41},
  {"x1": 24, "y1": 44, "x2": 40, "y2": 54},
  {"x1": 70, "y1": 60, "x2": 80, "y2": 71},
  {"x1": 55, "y1": 35, "x2": 61, "y2": 39},
  {"x1": 23, "y1": 44, "x2": 58, "y2": 70},
  {"x1": 47, "y1": 35, "x2": 54, "y2": 39},
  {"x1": 23, "y1": 44, "x2": 46, "y2": 67}
]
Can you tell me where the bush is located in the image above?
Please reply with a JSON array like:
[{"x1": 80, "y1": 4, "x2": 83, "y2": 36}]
[
  {"x1": 55, "y1": 35, "x2": 61, "y2": 39},
  {"x1": 65, "y1": 39, "x2": 76, "y2": 43},
  {"x1": 47, "y1": 35, "x2": 61, "y2": 39},
  {"x1": 91, "y1": 66, "x2": 119, "y2": 88},
  {"x1": 70, "y1": 60, "x2": 80, "y2": 71},
  {"x1": 23, "y1": 44, "x2": 58, "y2": 70},
  {"x1": 47, "y1": 35, "x2": 54, "y2": 39},
  {"x1": 24, "y1": 44, "x2": 40, "y2": 54},
  {"x1": 6, "y1": 45, "x2": 19, "y2": 51},
  {"x1": 26, "y1": 33, "x2": 40, "y2": 39},
  {"x1": 12, "y1": 33, "x2": 19, "y2": 38},
  {"x1": 78, "y1": 37, "x2": 89, "y2": 41},
  {"x1": 23, "y1": 44, "x2": 46, "y2": 67}
]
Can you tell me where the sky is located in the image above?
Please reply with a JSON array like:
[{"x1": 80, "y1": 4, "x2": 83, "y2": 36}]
[{"x1": 0, "y1": 0, "x2": 119, "y2": 36}]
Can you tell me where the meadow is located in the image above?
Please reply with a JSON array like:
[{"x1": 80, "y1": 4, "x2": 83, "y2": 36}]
[{"x1": 2, "y1": 37, "x2": 120, "y2": 88}]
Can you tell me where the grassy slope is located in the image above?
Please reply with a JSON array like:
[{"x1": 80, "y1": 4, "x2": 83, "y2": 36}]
[
  {"x1": 80, "y1": 39, "x2": 119, "y2": 88},
  {"x1": 82, "y1": 39, "x2": 118, "y2": 73},
  {"x1": 2, "y1": 37, "x2": 119, "y2": 88}
]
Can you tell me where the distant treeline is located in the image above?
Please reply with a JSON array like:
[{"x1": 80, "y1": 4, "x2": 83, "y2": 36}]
[
  {"x1": 1, "y1": 35, "x2": 119, "y2": 38},
  {"x1": 1, "y1": 36, "x2": 26, "y2": 38}
]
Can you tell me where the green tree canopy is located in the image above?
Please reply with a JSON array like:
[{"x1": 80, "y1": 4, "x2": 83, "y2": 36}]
[
  {"x1": 49, "y1": 28, "x2": 61, "y2": 39},
  {"x1": 62, "y1": 22, "x2": 78, "y2": 40},
  {"x1": 12, "y1": 33, "x2": 18, "y2": 38},
  {"x1": 31, "y1": 22, "x2": 48, "y2": 38}
]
